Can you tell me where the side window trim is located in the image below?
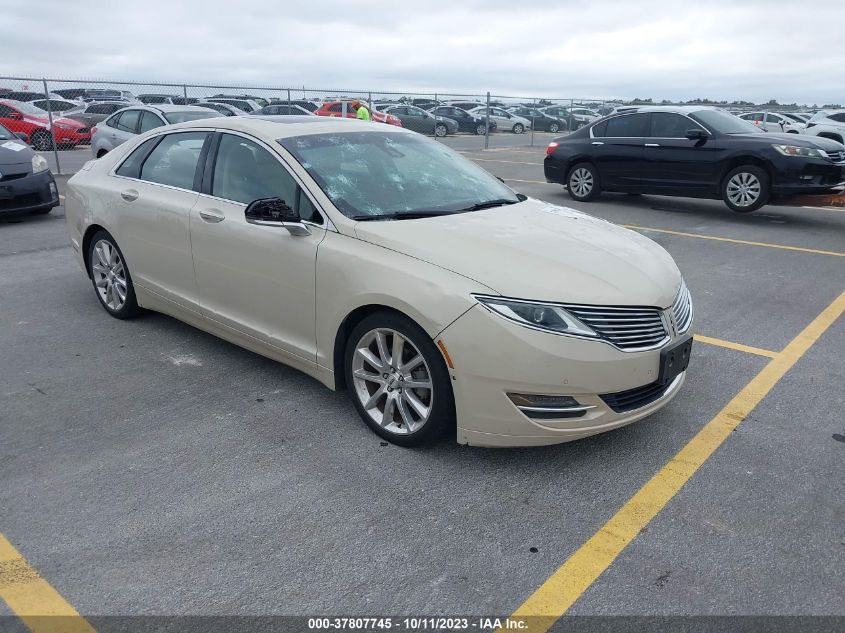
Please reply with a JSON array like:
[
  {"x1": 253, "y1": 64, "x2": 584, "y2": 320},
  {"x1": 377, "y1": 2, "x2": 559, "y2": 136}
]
[{"x1": 199, "y1": 129, "x2": 328, "y2": 227}]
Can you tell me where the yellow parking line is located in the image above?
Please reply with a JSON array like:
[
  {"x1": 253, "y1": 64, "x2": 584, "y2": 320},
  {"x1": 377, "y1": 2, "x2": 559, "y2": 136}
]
[
  {"x1": 625, "y1": 225, "x2": 845, "y2": 257},
  {"x1": 0, "y1": 533, "x2": 95, "y2": 633},
  {"x1": 694, "y1": 334, "x2": 779, "y2": 358},
  {"x1": 506, "y1": 290, "x2": 845, "y2": 633}
]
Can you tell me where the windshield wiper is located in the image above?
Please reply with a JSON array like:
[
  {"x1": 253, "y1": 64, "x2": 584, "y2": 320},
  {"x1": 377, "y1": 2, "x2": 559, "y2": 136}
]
[
  {"x1": 350, "y1": 210, "x2": 457, "y2": 221},
  {"x1": 455, "y1": 198, "x2": 520, "y2": 212}
]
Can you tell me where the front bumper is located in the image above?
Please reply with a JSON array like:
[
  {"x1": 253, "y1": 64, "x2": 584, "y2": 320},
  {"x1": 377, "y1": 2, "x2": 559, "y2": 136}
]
[
  {"x1": 770, "y1": 157, "x2": 845, "y2": 195},
  {"x1": 52, "y1": 127, "x2": 91, "y2": 145},
  {"x1": 0, "y1": 169, "x2": 60, "y2": 214},
  {"x1": 439, "y1": 304, "x2": 689, "y2": 447}
]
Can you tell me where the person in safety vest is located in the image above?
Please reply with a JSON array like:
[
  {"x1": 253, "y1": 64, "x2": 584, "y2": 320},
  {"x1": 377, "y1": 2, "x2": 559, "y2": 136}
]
[{"x1": 351, "y1": 99, "x2": 370, "y2": 121}]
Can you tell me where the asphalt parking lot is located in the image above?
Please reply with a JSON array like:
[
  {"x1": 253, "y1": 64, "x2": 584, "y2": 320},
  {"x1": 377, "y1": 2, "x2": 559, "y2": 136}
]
[{"x1": 1, "y1": 141, "x2": 843, "y2": 632}]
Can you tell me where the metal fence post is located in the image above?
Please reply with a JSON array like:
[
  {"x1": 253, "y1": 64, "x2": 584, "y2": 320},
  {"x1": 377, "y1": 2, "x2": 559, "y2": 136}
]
[
  {"x1": 530, "y1": 97, "x2": 536, "y2": 147},
  {"x1": 484, "y1": 91, "x2": 490, "y2": 150},
  {"x1": 41, "y1": 78, "x2": 61, "y2": 175},
  {"x1": 287, "y1": 89, "x2": 291, "y2": 109},
  {"x1": 183, "y1": 84, "x2": 188, "y2": 102},
  {"x1": 569, "y1": 98, "x2": 575, "y2": 132}
]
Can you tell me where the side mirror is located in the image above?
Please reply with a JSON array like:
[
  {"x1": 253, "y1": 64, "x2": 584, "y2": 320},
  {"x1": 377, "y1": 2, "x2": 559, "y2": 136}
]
[
  {"x1": 244, "y1": 197, "x2": 310, "y2": 236},
  {"x1": 15, "y1": 132, "x2": 28, "y2": 140},
  {"x1": 685, "y1": 129, "x2": 709, "y2": 140}
]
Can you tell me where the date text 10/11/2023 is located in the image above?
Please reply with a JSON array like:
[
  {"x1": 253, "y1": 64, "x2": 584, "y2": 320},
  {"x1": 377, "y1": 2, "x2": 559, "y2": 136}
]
[{"x1": 307, "y1": 617, "x2": 529, "y2": 630}]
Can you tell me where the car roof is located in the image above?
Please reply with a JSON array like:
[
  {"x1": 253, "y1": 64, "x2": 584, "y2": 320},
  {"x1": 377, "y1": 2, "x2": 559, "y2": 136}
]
[{"x1": 167, "y1": 115, "x2": 410, "y2": 138}]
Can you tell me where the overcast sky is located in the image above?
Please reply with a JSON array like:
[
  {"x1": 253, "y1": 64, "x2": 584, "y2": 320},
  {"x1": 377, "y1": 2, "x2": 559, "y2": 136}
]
[{"x1": 4, "y1": 0, "x2": 844, "y2": 105}]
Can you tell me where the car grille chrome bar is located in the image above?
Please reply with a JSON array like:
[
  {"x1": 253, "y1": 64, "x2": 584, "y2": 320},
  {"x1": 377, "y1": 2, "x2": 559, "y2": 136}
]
[
  {"x1": 823, "y1": 149, "x2": 845, "y2": 163},
  {"x1": 562, "y1": 304, "x2": 668, "y2": 351}
]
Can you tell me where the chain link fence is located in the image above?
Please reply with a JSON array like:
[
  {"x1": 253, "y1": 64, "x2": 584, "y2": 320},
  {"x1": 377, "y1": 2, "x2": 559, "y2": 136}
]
[{"x1": 0, "y1": 76, "x2": 815, "y2": 173}]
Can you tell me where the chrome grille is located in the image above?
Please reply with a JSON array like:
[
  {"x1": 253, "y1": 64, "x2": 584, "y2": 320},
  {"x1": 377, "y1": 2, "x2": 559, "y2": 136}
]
[
  {"x1": 563, "y1": 304, "x2": 668, "y2": 351},
  {"x1": 823, "y1": 149, "x2": 845, "y2": 163},
  {"x1": 671, "y1": 281, "x2": 693, "y2": 334}
]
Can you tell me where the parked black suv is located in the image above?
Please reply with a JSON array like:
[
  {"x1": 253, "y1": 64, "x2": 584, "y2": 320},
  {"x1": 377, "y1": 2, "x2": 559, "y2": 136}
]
[{"x1": 544, "y1": 106, "x2": 845, "y2": 212}]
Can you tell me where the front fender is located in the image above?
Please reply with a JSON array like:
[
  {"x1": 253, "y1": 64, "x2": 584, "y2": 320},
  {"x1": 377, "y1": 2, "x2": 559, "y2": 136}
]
[{"x1": 315, "y1": 231, "x2": 495, "y2": 375}]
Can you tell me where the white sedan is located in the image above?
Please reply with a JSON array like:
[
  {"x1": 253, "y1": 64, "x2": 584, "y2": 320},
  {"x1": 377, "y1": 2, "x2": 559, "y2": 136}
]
[
  {"x1": 467, "y1": 106, "x2": 533, "y2": 134},
  {"x1": 65, "y1": 117, "x2": 692, "y2": 448}
]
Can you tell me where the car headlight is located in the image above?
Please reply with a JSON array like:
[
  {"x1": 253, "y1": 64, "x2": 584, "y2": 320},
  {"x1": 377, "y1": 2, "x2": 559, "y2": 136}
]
[
  {"x1": 772, "y1": 144, "x2": 825, "y2": 159},
  {"x1": 474, "y1": 295, "x2": 598, "y2": 337},
  {"x1": 31, "y1": 154, "x2": 49, "y2": 174}
]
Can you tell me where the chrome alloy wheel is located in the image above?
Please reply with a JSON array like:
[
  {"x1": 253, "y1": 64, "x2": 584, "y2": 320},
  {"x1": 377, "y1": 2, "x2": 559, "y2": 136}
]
[
  {"x1": 726, "y1": 172, "x2": 761, "y2": 208},
  {"x1": 569, "y1": 167, "x2": 594, "y2": 197},
  {"x1": 91, "y1": 239, "x2": 127, "y2": 311},
  {"x1": 351, "y1": 328, "x2": 433, "y2": 435}
]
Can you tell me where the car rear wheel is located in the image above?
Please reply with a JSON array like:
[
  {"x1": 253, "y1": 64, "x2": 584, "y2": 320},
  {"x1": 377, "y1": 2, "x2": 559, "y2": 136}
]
[
  {"x1": 87, "y1": 231, "x2": 141, "y2": 319},
  {"x1": 345, "y1": 311, "x2": 454, "y2": 447},
  {"x1": 548, "y1": 122, "x2": 560, "y2": 133},
  {"x1": 567, "y1": 163, "x2": 600, "y2": 201},
  {"x1": 512, "y1": 123, "x2": 524, "y2": 134},
  {"x1": 722, "y1": 166, "x2": 769, "y2": 213},
  {"x1": 31, "y1": 130, "x2": 54, "y2": 151},
  {"x1": 434, "y1": 123, "x2": 447, "y2": 137}
]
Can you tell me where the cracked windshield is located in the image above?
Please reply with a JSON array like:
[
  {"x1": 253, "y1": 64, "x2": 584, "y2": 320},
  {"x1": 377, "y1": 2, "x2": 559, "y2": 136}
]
[{"x1": 279, "y1": 131, "x2": 519, "y2": 219}]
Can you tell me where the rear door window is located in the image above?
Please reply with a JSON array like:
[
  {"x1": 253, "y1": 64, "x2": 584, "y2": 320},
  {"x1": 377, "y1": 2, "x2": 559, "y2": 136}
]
[
  {"x1": 605, "y1": 113, "x2": 649, "y2": 137},
  {"x1": 139, "y1": 132, "x2": 208, "y2": 190},
  {"x1": 116, "y1": 110, "x2": 141, "y2": 133}
]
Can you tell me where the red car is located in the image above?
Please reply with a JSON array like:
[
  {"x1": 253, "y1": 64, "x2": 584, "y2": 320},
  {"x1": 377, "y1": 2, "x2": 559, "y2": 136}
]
[
  {"x1": 315, "y1": 101, "x2": 402, "y2": 126},
  {"x1": 0, "y1": 99, "x2": 91, "y2": 150}
]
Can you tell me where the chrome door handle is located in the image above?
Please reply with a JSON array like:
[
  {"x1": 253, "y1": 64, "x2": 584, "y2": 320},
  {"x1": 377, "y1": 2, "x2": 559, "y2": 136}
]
[
  {"x1": 644, "y1": 143, "x2": 660, "y2": 147},
  {"x1": 591, "y1": 141, "x2": 604, "y2": 145},
  {"x1": 120, "y1": 189, "x2": 138, "y2": 202},
  {"x1": 199, "y1": 209, "x2": 225, "y2": 223}
]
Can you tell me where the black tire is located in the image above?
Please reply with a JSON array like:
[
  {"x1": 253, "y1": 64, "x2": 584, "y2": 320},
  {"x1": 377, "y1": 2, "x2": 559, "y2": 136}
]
[
  {"x1": 86, "y1": 230, "x2": 141, "y2": 319},
  {"x1": 721, "y1": 165, "x2": 769, "y2": 213},
  {"x1": 344, "y1": 311, "x2": 455, "y2": 447},
  {"x1": 475, "y1": 123, "x2": 486, "y2": 135},
  {"x1": 31, "y1": 130, "x2": 54, "y2": 152},
  {"x1": 548, "y1": 122, "x2": 560, "y2": 133},
  {"x1": 434, "y1": 123, "x2": 447, "y2": 137},
  {"x1": 566, "y1": 162, "x2": 601, "y2": 202},
  {"x1": 512, "y1": 123, "x2": 524, "y2": 134}
]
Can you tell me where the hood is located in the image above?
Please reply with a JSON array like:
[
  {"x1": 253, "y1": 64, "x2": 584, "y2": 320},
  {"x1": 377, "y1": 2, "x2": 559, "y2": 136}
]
[
  {"x1": 354, "y1": 198, "x2": 681, "y2": 308},
  {"x1": 738, "y1": 132, "x2": 845, "y2": 150},
  {"x1": 0, "y1": 138, "x2": 34, "y2": 165}
]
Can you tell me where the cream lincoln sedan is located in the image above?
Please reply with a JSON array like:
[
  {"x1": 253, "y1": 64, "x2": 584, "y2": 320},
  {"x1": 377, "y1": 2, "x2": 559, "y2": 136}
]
[{"x1": 65, "y1": 116, "x2": 693, "y2": 447}]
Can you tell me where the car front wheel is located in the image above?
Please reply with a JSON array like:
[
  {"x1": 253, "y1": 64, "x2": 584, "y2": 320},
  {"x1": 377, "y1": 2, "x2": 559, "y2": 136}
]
[
  {"x1": 475, "y1": 123, "x2": 486, "y2": 135},
  {"x1": 722, "y1": 166, "x2": 769, "y2": 213},
  {"x1": 567, "y1": 163, "x2": 601, "y2": 201},
  {"x1": 512, "y1": 123, "x2": 524, "y2": 134},
  {"x1": 548, "y1": 122, "x2": 560, "y2": 133},
  {"x1": 345, "y1": 311, "x2": 455, "y2": 447},
  {"x1": 87, "y1": 231, "x2": 141, "y2": 318},
  {"x1": 434, "y1": 123, "x2": 447, "y2": 137}
]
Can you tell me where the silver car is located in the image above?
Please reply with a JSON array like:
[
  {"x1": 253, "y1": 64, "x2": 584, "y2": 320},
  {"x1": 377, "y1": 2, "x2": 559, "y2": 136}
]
[
  {"x1": 91, "y1": 105, "x2": 222, "y2": 157},
  {"x1": 194, "y1": 102, "x2": 249, "y2": 117}
]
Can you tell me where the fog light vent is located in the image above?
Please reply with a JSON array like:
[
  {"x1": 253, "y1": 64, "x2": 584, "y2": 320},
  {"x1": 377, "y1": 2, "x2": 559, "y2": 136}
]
[{"x1": 507, "y1": 393, "x2": 594, "y2": 419}]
